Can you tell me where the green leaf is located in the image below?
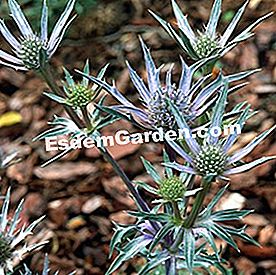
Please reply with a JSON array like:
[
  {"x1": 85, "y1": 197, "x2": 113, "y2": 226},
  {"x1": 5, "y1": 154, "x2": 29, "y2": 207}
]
[
  {"x1": 220, "y1": 1, "x2": 249, "y2": 46},
  {"x1": 184, "y1": 229, "x2": 195, "y2": 274},
  {"x1": 231, "y1": 12, "x2": 273, "y2": 44},
  {"x1": 127, "y1": 211, "x2": 170, "y2": 222},
  {"x1": 198, "y1": 228, "x2": 219, "y2": 260},
  {"x1": 138, "y1": 251, "x2": 170, "y2": 275},
  {"x1": 133, "y1": 181, "x2": 158, "y2": 195},
  {"x1": 82, "y1": 59, "x2": 90, "y2": 86},
  {"x1": 109, "y1": 223, "x2": 137, "y2": 258},
  {"x1": 97, "y1": 63, "x2": 109, "y2": 80},
  {"x1": 96, "y1": 105, "x2": 145, "y2": 129},
  {"x1": 148, "y1": 223, "x2": 174, "y2": 252},
  {"x1": 106, "y1": 236, "x2": 151, "y2": 275},
  {"x1": 41, "y1": 147, "x2": 74, "y2": 167},
  {"x1": 33, "y1": 127, "x2": 70, "y2": 140},
  {"x1": 211, "y1": 209, "x2": 253, "y2": 222},
  {"x1": 141, "y1": 157, "x2": 162, "y2": 184},
  {"x1": 223, "y1": 225, "x2": 260, "y2": 247},
  {"x1": 148, "y1": 10, "x2": 189, "y2": 54},
  {"x1": 163, "y1": 149, "x2": 173, "y2": 178},
  {"x1": 178, "y1": 28, "x2": 198, "y2": 59},
  {"x1": 206, "y1": 0, "x2": 222, "y2": 38},
  {"x1": 171, "y1": 0, "x2": 195, "y2": 42},
  {"x1": 226, "y1": 68, "x2": 261, "y2": 83},
  {"x1": 63, "y1": 67, "x2": 75, "y2": 86},
  {"x1": 208, "y1": 82, "x2": 228, "y2": 145},
  {"x1": 200, "y1": 184, "x2": 229, "y2": 217},
  {"x1": 43, "y1": 92, "x2": 67, "y2": 104},
  {"x1": 207, "y1": 222, "x2": 239, "y2": 251}
]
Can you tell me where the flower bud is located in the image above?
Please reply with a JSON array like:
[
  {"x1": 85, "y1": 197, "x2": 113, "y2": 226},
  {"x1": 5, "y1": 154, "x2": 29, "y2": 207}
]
[
  {"x1": 194, "y1": 34, "x2": 219, "y2": 59},
  {"x1": 194, "y1": 145, "x2": 228, "y2": 177},
  {"x1": 159, "y1": 176, "x2": 186, "y2": 201},
  {"x1": 66, "y1": 83, "x2": 95, "y2": 107}
]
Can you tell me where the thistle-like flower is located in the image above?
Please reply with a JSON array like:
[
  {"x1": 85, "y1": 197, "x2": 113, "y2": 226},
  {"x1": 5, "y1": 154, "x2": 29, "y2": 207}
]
[
  {"x1": 149, "y1": 0, "x2": 273, "y2": 60},
  {"x1": 79, "y1": 38, "x2": 254, "y2": 130},
  {"x1": 138, "y1": 152, "x2": 202, "y2": 203},
  {"x1": 44, "y1": 60, "x2": 108, "y2": 108},
  {"x1": 0, "y1": 0, "x2": 76, "y2": 70},
  {"x1": 0, "y1": 188, "x2": 45, "y2": 274},
  {"x1": 165, "y1": 84, "x2": 276, "y2": 180}
]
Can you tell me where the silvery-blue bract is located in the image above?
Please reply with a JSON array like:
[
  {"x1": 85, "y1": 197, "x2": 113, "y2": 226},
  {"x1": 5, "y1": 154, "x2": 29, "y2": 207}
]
[
  {"x1": 0, "y1": 188, "x2": 45, "y2": 274},
  {"x1": 80, "y1": 38, "x2": 257, "y2": 130},
  {"x1": 149, "y1": 0, "x2": 273, "y2": 60},
  {"x1": 165, "y1": 84, "x2": 276, "y2": 180},
  {"x1": 0, "y1": 0, "x2": 76, "y2": 70}
]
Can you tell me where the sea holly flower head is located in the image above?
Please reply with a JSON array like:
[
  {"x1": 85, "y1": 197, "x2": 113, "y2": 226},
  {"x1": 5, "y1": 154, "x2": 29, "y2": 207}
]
[
  {"x1": 194, "y1": 32, "x2": 220, "y2": 59},
  {"x1": 79, "y1": 38, "x2": 254, "y2": 131},
  {"x1": 0, "y1": 188, "x2": 46, "y2": 274},
  {"x1": 165, "y1": 84, "x2": 276, "y2": 180},
  {"x1": 44, "y1": 60, "x2": 109, "y2": 108},
  {"x1": 159, "y1": 175, "x2": 186, "y2": 201},
  {"x1": 137, "y1": 152, "x2": 202, "y2": 204},
  {"x1": 194, "y1": 143, "x2": 228, "y2": 177},
  {"x1": 0, "y1": 0, "x2": 76, "y2": 70},
  {"x1": 149, "y1": 0, "x2": 273, "y2": 60}
]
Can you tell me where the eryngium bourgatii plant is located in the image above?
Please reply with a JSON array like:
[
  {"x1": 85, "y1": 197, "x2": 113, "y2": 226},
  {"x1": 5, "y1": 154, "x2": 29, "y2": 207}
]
[
  {"x1": 165, "y1": 85, "x2": 276, "y2": 181},
  {"x1": 81, "y1": 38, "x2": 258, "y2": 130},
  {"x1": 0, "y1": 0, "x2": 274, "y2": 274},
  {"x1": 0, "y1": 0, "x2": 76, "y2": 70},
  {"x1": 0, "y1": 188, "x2": 45, "y2": 275},
  {"x1": 149, "y1": 0, "x2": 273, "y2": 61},
  {"x1": 104, "y1": 83, "x2": 276, "y2": 274}
]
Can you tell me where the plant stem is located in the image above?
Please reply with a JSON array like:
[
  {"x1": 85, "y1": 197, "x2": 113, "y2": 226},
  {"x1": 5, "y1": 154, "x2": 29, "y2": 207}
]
[
  {"x1": 99, "y1": 148, "x2": 154, "y2": 214},
  {"x1": 172, "y1": 201, "x2": 181, "y2": 220},
  {"x1": 81, "y1": 107, "x2": 92, "y2": 131},
  {"x1": 170, "y1": 227, "x2": 184, "y2": 252},
  {"x1": 39, "y1": 63, "x2": 84, "y2": 129},
  {"x1": 166, "y1": 256, "x2": 178, "y2": 275},
  {"x1": 183, "y1": 179, "x2": 211, "y2": 228},
  {"x1": 38, "y1": 64, "x2": 161, "y2": 232}
]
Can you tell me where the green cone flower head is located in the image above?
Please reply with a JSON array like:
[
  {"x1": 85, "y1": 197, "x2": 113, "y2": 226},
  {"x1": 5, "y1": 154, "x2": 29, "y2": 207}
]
[
  {"x1": 194, "y1": 33, "x2": 219, "y2": 59},
  {"x1": 43, "y1": 60, "x2": 108, "y2": 108},
  {"x1": 159, "y1": 176, "x2": 186, "y2": 201},
  {"x1": 66, "y1": 83, "x2": 95, "y2": 107},
  {"x1": 18, "y1": 35, "x2": 47, "y2": 69},
  {"x1": 150, "y1": 0, "x2": 273, "y2": 61},
  {"x1": 194, "y1": 144, "x2": 228, "y2": 177},
  {"x1": 0, "y1": 0, "x2": 77, "y2": 71}
]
